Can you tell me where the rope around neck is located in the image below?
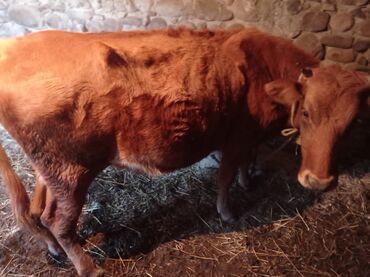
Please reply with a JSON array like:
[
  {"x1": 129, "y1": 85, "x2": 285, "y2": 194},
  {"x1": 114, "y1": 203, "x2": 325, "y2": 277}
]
[
  {"x1": 259, "y1": 102, "x2": 301, "y2": 165},
  {"x1": 281, "y1": 101, "x2": 300, "y2": 145}
]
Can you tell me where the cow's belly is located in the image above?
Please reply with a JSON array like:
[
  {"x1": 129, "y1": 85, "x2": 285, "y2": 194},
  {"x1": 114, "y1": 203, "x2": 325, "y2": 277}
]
[
  {"x1": 113, "y1": 128, "x2": 217, "y2": 175},
  {"x1": 113, "y1": 101, "x2": 221, "y2": 175}
]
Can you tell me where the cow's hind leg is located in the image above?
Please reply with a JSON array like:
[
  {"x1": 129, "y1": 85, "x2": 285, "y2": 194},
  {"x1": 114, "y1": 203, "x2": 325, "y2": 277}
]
[
  {"x1": 238, "y1": 149, "x2": 257, "y2": 189},
  {"x1": 29, "y1": 173, "x2": 65, "y2": 260},
  {"x1": 41, "y1": 170, "x2": 103, "y2": 277},
  {"x1": 217, "y1": 153, "x2": 238, "y2": 223},
  {"x1": 30, "y1": 174, "x2": 47, "y2": 220}
]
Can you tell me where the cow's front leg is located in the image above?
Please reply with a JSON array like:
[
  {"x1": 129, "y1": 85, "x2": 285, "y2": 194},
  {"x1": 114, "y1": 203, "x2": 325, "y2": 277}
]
[{"x1": 217, "y1": 154, "x2": 238, "y2": 223}]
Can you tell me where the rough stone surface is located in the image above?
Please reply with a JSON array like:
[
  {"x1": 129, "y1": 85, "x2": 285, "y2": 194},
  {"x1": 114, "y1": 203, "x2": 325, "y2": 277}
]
[
  {"x1": 286, "y1": 0, "x2": 303, "y2": 15},
  {"x1": 220, "y1": 0, "x2": 234, "y2": 5},
  {"x1": 67, "y1": 8, "x2": 94, "y2": 23},
  {"x1": 8, "y1": 5, "x2": 41, "y2": 27},
  {"x1": 321, "y1": 35, "x2": 353, "y2": 48},
  {"x1": 364, "y1": 49, "x2": 370, "y2": 61},
  {"x1": 122, "y1": 16, "x2": 143, "y2": 27},
  {"x1": 0, "y1": 22, "x2": 27, "y2": 37},
  {"x1": 295, "y1": 32, "x2": 325, "y2": 59},
  {"x1": 147, "y1": 17, "x2": 167, "y2": 29},
  {"x1": 338, "y1": 0, "x2": 369, "y2": 5},
  {"x1": 350, "y1": 6, "x2": 367, "y2": 18},
  {"x1": 227, "y1": 23, "x2": 245, "y2": 29},
  {"x1": 45, "y1": 12, "x2": 65, "y2": 29},
  {"x1": 232, "y1": 0, "x2": 261, "y2": 22},
  {"x1": 289, "y1": 29, "x2": 302, "y2": 39},
  {"x1": 133, "y1": 0, "x2": 153, "y2": 12},
  {"x1": 330, "y1": 12, "x2": 354, "y2": 31},
  {"x1": 86, "y1": 18, "x2": 104, "y2": 32},
  {"x1": 356, "y1": 19, "x2": 370, "y2": 36},
  {"x1": 322, "y1": 3, "x2": 336, "y2": 11},
  {"x1": 302, "y1": 11, "x2": 330, "y2": 32},
  {"x1": 193, "y1": 0, "x2": 233, "y2": 21},
  {"x1": 326, "y1": 47, "x2": 356, "y2": 62},
  {"x1": 176, "y1": 20, "x2": 196, "y2": 28},
  {"x1": 357, "y1": 55, "x2": 368, "y2": 65},
  {"x1": 353, "y1": 40, "x2": 369, "y2": 52},
  {"x1": 155, "y1": 0, "x2": 191, "y2": 17},
  {"x1": 103, "y1": 18, "x2": 121, "y2": 32}
]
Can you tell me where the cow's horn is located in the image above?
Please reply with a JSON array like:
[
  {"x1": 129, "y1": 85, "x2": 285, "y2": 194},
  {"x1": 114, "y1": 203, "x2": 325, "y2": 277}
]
[{"x1": 301, "y1": 68, "x2": 313, "y2": 78}]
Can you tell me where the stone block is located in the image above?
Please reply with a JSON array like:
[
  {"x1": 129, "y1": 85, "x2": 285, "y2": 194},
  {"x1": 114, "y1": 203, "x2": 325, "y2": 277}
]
[
  {"x1": 155, "y1": 0, "x2": 191, "y2": 17},
  {"x1": 295, "y1": 33, "x2": 325, "y2": 59},
  {"x1": 147, "y1": 17, "x2": 167, "y2": 29},
  {"x1": 289, "y1": 29, "x2": 302, "y2": 39},
  {"x1": 357, "y1": 55, "x2": 368, "y2": 65},
  {"x1": 356, "y1": 19, "x2": 370, "y2": 37},
  {"x1": 302, "y1": 11, "x2": 330, "y2": 32},
  {"x1": 0, "y1": 0, "x2": 8, "y2": 9},
  {"x1": 232, "y1": 0, "x2": 260, "y2": 22},
  {"x1": 326, "y1": 47, "x2": 356, "y2": 63},
  {"x1": 89, "y1": 0, "x2": 102, "y2": 9},
  {"x1": 353, "y1": 40, "x2": 369, "y2": 52},
  {"x1": 8, "y1": 5, "x2": 41, "y2": 27},
  {"x1": 134, "y1": 0, "x2": 153, "y2": 12},
  {"x1": 104, "y1": 18, "x2": 121, "y2": 32},
  {"x1": 67, "y1": 8, "x2": 94, "y2": 23},
  {"x1": 176, "y1": 20, "x2": 196, "y2": 28},
  {"x1": 364, "y1": 49, "x2": 370, "y2": 61},
  {"x1": 193, "y1": 0, "x2": 233, "y2": 21},
  {"x1": 219, "y1": 0, "x2": 234, "y2": 5},
  {"x1": 330, "y1": 13, "x2": 354, "y2": 32},
  {"x1": 45, "y1": 12, "x2": 70, "y2": 29},
  {"x1": 227, "y1": 23, "x2": 245, "y2": 29},
  {"x1": 286, "y1": 0, "x2": 302, "y2": 15},
  {"x1": 321, "y1": 35, "x2": 353, "y2": 48},
  {"x1": 86, "y1": 19, "x2": 104, "y2": 32},
  {"x1": 322, "y1": 3, "x2": 336, "y2": 11},
  {"x1": 122, "y1": 16, "x2": 143, "y2": 27},
  {"x1": 112, "y1": 0, "x2": 131, "y2": 12},
  {"x1": 0, "y1": 22, "x2": 27, "y2": 37},
  {"x1": 338, "y1": 0, "x2": 369, "y2": 6}
]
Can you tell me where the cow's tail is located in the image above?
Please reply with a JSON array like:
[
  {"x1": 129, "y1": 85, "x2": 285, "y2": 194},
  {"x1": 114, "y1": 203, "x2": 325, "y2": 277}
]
[{"x1": 0, "y1": 143, "x2": 37, "y2": 232}]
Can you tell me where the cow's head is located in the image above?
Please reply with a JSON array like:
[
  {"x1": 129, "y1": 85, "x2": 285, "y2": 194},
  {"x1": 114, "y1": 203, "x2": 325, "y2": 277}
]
[{"x1": 264, "y1": 65, "x2": 370, "y2": 190}]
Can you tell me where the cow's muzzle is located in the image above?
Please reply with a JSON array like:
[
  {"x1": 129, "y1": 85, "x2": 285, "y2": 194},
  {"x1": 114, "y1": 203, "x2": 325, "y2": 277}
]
[{"x1": 298, "y1": 170, "x2": 335, "y2": 191}]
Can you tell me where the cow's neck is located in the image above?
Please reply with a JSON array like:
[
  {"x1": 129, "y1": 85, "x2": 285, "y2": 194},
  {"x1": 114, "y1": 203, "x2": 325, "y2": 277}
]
[{"x1": 238, "y1": 34, "x2": 318, "y2": 131}]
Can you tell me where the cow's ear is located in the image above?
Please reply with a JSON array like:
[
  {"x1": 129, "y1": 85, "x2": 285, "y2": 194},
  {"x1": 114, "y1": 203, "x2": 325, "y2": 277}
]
[
  {"x1": 358, "y1": 85, "x2": 370, "y2": 119},
  {"x1": 94, "y1": 42, "x2": 128, "y2": 68},
  {"x1": 264, "y1": 79, "x2": 302, "y2": 108}
]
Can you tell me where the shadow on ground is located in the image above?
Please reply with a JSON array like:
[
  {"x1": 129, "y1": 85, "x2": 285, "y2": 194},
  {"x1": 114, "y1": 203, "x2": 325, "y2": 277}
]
[{"x1": 80, "y1": 118, "x2": 369, "y2": 262}]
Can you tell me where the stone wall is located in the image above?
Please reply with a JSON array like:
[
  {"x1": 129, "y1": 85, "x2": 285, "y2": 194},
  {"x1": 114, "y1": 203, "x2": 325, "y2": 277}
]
[{"x1": 0, "y1": 0, "x2": 369, "y2": 72}]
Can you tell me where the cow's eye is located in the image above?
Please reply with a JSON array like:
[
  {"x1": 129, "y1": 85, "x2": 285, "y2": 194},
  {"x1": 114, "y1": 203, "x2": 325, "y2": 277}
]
[{"x1": 302, "y1": 110, "x2": 309, "y2": 119}]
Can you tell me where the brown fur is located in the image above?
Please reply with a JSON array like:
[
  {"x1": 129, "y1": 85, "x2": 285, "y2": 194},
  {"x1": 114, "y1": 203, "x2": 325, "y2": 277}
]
[{"x1": 0, "y1": 28, "x2": 318, "y2": 276}]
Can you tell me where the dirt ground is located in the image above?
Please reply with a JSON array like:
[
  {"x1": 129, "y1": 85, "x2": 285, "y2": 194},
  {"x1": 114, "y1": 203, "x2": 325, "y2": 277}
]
[{"x1": 0, "y1": 118, "x2": 369, "y2": 277}]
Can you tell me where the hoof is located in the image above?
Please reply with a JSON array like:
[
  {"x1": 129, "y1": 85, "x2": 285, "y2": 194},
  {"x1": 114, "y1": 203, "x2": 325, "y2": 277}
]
[
  {"x1": 46, "y1": 249, "x2": 67, "y2": 267},
  {"x1": 94, "y1": 268, "x2": 105, "y2": 277},
  {"x1": 218, "y1": 207, "x2": 237, "y2": 224},
  {"x1": 220, "y1": 212, "x2": 237, "y2": 224}
]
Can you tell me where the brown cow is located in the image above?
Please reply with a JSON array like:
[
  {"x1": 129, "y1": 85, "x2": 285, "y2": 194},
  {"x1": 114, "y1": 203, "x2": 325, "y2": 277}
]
[{"x1": 0, "y1": 28, "x2": 367, "y2": 276}]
